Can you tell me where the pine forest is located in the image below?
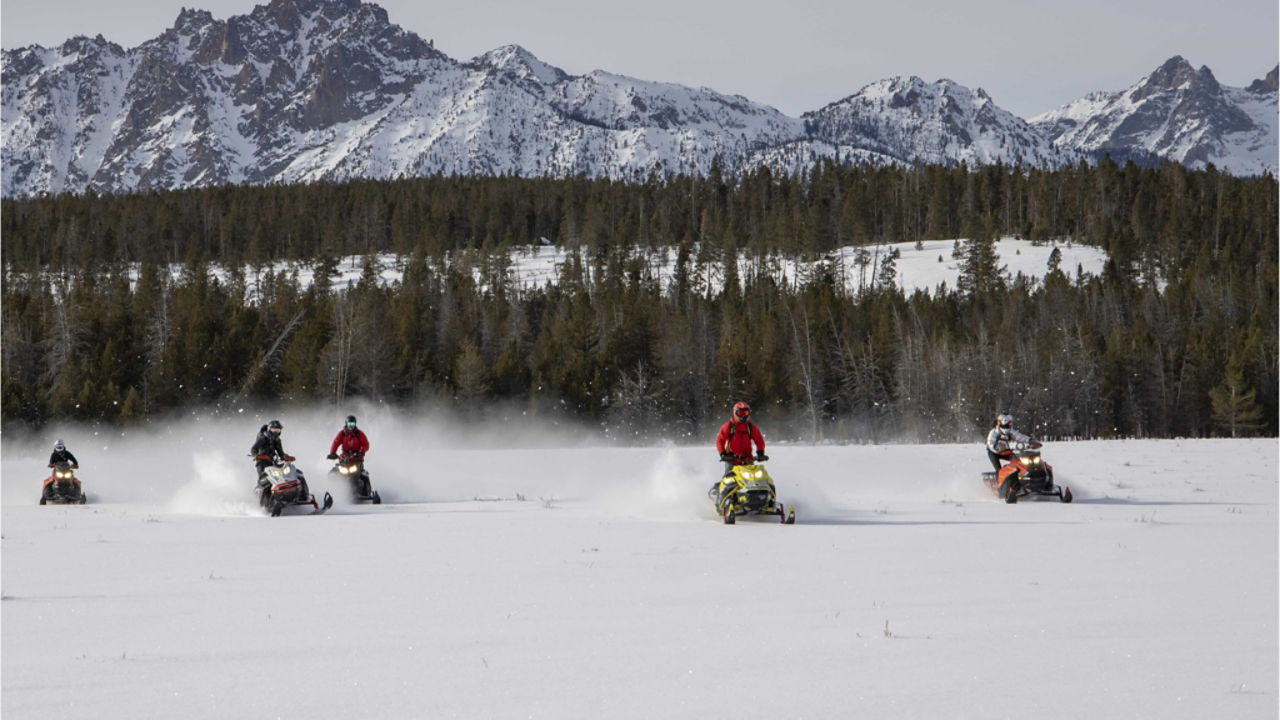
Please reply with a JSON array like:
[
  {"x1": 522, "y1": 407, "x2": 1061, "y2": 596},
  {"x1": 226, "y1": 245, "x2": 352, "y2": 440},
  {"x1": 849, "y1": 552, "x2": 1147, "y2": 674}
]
[{"x1": 2, "y1": 159, "x2": 1276, "y2": 441}]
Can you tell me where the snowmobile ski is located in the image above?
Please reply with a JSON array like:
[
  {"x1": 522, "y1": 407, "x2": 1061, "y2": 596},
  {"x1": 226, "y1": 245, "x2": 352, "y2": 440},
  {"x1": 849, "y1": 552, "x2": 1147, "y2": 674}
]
[{"x1": 310, "y1": 492, "x2": 334, "y2": 515}]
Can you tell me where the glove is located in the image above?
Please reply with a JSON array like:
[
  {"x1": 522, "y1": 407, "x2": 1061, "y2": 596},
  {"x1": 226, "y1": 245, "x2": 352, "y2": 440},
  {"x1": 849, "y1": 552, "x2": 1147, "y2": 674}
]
[
  {"x1": 719, "y1": 451, "x2": 734, "y2": 462},
  {"x1": 327, "y1": 453, "x2": 338, "y2": 460},
  {"x1": 755, "y1": 452, "x2": 768, "y2": 462}
]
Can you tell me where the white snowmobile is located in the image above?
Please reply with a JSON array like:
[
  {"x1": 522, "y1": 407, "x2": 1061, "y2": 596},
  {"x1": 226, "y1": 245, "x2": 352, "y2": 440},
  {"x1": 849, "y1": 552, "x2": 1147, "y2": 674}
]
[{"x1": 254, "y1": 453, "x2": 333, "y2": 517}]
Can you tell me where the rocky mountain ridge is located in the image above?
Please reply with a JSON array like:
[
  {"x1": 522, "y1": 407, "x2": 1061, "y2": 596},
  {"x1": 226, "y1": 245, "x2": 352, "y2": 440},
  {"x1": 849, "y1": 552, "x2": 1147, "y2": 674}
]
[{"x1": 3, "y1": 0, "x2": 1275, "y2": 197}]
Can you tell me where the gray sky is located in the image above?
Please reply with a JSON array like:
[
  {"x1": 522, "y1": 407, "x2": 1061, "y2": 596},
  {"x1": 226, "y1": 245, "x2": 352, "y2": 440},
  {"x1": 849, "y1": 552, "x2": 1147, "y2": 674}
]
[{"x1": 2, "y1": 0, "x2": 1276, "y2": 118}]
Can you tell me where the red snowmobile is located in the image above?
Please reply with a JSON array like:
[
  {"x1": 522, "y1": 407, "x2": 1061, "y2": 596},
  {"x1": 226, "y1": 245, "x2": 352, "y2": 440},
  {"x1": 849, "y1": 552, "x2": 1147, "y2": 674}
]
[
  {"x1": 982, "y1": 441, "x2": 1072, "y2": 503},
  {"x1": 40, "y1": 461, "x2": 86, "y2": 505}
]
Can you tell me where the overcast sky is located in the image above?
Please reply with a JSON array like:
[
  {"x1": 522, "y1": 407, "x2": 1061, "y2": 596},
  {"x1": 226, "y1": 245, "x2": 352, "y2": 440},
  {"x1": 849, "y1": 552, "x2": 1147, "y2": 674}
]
[{"x1": 2, "y1": 0, "x2": 1276, "y2": 118}]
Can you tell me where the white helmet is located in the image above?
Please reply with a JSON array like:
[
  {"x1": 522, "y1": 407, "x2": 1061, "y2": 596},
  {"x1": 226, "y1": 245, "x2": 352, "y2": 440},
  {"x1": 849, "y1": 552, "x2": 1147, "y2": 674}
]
[{"x1": 996, "y1": 414, "x2": 1012, "y2": 429}]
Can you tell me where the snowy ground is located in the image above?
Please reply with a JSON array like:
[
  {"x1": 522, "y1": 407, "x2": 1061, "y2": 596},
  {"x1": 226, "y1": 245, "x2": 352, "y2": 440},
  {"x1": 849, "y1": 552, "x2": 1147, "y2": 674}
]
[
  {"x1": 118, "y1": 235, "x2": 1108, "y2": 300},
  {"x1": 2, "y1": 414, "x2": 1275, "y2": 720}
]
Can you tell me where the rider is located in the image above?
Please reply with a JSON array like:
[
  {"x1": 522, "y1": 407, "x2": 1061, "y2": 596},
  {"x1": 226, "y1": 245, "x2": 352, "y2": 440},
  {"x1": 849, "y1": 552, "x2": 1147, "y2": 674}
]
[
  {"x1": 986, "y1": 413, "x2": 1036, "y2": 470},
  {"x1": 250, "y1": 420, "x2": 292, "y2": 483},
  {"x1": 327, "y1": 415, "x2": 370, "y2": 463},
  {"x1": 48, "y1": 439, "x2": 80, "y2": 468},
  {"x1": 716, "y1": 401, "x2": 767, "y2": 476}
]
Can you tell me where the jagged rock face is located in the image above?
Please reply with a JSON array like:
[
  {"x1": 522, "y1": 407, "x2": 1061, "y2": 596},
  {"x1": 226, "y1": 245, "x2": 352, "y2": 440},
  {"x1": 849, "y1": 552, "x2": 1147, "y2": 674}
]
[
  {"x1": 3, "y1": 1, "x2": 1277, "y2": 198},
  {"x1": 1030, "y1": 56, "x2": 1278, "y2": 174}
]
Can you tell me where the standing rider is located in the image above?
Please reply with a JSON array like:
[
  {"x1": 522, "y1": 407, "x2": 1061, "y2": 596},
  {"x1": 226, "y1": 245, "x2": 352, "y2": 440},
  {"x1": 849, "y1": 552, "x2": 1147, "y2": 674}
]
[
  {"x1": 986, "y1": 413, "x2": 1037, "y2": 470},
  {"x1": 48, "y1": 439, "x2": 80, "y2": 469},
  {"x1": 716, "y1": 401, "x2": 768, "y2": 476},
  {"x1": 327, "y1": 415, "x2": 370, "y2": 463}
]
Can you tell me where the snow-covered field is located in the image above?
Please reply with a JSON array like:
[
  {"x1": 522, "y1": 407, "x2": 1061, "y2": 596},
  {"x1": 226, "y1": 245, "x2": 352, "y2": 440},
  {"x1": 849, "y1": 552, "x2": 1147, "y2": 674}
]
[{"x1": 2, "y1": 411, "x2": 1275, "y2": 719}]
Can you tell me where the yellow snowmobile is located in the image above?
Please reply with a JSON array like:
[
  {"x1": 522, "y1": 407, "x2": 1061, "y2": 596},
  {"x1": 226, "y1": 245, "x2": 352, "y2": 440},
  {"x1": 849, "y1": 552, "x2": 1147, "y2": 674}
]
[{"x1": 710, "y1": 462, "x2": 795, "y2": 524}]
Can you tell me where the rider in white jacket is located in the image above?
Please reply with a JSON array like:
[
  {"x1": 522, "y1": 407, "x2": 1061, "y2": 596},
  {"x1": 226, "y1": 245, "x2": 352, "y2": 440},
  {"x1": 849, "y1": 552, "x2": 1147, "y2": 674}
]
[{"x1": 986, "y1": 414, "x2": 1032, "y2": 471}]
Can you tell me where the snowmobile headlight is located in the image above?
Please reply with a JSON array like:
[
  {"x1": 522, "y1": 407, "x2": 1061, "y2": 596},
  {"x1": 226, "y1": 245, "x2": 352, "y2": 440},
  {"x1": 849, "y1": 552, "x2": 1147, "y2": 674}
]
[
  {"x1": 281, "y1": 465, "x2": 292, "y2": 475},
  {"x1": 340, "y1": 465, "x2": 354, "y2": 475},
  {"x1": 56, "y1": 470, "x2": 70, "y2": 479}
]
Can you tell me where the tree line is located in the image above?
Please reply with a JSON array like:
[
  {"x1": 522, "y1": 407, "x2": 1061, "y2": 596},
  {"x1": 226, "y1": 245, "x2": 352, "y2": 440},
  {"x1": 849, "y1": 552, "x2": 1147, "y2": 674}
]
[{"x1": 2, "y1": 159, "x2": 1275, "y2": 440}]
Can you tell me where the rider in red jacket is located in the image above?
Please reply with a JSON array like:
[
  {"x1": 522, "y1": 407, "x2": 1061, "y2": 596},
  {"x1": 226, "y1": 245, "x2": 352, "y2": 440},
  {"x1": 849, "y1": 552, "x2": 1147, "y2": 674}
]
[
  {"x1": 327, "y1": 415, "x2": 370, "y2": 461},
  {"x1": 716, "y1": 401, "x2": 767, "y2": 475}
]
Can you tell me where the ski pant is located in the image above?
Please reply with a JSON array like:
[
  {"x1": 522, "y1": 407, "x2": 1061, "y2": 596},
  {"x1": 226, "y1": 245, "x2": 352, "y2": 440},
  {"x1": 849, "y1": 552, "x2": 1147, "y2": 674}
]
[{"x1": 987, "y1": 450, "x2": 1006, "y2": 472}]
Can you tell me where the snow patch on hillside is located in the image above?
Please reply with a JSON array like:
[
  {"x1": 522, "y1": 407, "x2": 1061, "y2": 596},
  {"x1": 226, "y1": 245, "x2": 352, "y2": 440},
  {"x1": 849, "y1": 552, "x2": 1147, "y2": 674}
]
[{"x1": 113, "y1": 236, "x2": 1108, "y2": 301}]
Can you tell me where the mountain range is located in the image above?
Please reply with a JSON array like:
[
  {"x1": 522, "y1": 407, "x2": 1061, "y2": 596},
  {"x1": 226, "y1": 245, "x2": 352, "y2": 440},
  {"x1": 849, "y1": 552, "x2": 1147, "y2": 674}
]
[{"x1": 2, "y1": 0, "x2": 1276, "y2": 198}]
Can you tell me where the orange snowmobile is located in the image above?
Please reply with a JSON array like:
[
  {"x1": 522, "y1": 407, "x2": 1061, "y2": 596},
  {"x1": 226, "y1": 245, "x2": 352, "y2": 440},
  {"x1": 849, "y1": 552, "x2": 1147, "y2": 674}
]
[{"x1": 982, "y1": 441, "x2": 1072, "y2": 504}]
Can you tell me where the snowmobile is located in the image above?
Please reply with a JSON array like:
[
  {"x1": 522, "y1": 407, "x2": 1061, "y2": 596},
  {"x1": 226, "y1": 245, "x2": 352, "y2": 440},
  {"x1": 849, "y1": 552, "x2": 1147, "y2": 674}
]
[
  {"x1": 709, "y1": 462, "x2": 795, "y2": 524},
  {"x1": 982, "y1": 441, "x2": 1072, "y2": 503},
  {"x1": 255, "y1": 454, "x2": 333, "y2": 517},
  {"x1": 328, "y1": 454, "x2": 381, "y2": 504},
  {"x1": 40, "y1": 461, "x2": 86, "y2": 505}
]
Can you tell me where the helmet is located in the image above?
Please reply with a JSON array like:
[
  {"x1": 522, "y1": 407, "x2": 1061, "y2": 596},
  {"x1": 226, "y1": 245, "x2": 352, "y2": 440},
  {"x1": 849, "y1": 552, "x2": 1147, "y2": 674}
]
[
  {"x1": 267, "y1": 420, "x2": 283, "y2": 434},
  {"x1": 732, "y1": 401, "x2": 751, "y2": 422},
  {"x1": 345, "y1": 415, "x2": 357, "y2": 428},
  {"x1": 996, "y1": 414, "x2": 1012, "y2": 429},
  {"x1": 54, "y1": 439, "x2": 65, "y2": 452}
]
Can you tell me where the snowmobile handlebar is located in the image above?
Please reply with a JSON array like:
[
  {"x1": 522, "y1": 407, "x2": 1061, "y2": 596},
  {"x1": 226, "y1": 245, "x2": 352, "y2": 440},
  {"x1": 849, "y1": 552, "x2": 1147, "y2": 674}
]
[{"x1": 719, "y1": 451, "x2": 767, "y2": 463}]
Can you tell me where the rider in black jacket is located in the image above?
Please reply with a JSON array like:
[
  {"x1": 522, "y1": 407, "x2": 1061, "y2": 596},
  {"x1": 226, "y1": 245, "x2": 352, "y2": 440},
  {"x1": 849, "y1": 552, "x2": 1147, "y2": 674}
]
[
  {"x1": 48, "y1": 439, "x2": 79, "y2": 468},
  {"x1": 250, "y1": 420, "x2": 290, "y2": 480}
]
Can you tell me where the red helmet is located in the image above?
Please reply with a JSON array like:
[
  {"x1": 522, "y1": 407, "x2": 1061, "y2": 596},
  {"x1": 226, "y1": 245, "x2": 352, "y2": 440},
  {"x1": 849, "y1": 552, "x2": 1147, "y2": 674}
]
[{"x1": 732, "y1": 401, "x2": 751, "y2": 422}]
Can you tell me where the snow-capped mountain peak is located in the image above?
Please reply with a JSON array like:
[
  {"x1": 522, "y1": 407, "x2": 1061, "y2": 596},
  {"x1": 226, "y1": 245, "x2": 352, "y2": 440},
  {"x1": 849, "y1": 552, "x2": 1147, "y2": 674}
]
[
  {"x1": 1030, "y1": 56, "x2": 1278, "y2": 173},
  {"x1": 475, "y1": 44, "x2": 568, "y2": 86},
  {"x1": 3, "y1": 2, "x2": 1276, "y2": 200},
  {"x1": 801, "y1": 75, "x2": 1073, "y2": 167}
]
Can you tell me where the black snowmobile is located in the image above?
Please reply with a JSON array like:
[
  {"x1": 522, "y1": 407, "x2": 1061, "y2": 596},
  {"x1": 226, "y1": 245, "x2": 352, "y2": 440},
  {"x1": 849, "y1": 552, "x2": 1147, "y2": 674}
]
[
  {"x1": 328, "y1": 454, "x2": 381, "y2": 504},
  {"x1": 709, "y1": 461, "x2": 795, "y2": 524},
  {"x1": 255, "y1": 454, "x2": 333, "y2": 517},
  {"x1": 40, "y1": 461, "x2": 86, "y2": 505}
]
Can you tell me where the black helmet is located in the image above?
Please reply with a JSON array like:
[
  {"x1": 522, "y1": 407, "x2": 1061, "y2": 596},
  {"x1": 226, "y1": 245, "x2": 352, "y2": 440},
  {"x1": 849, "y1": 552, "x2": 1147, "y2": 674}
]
[{"x1": 267, "y1": 419, "x2": 283, "y2": 434}]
